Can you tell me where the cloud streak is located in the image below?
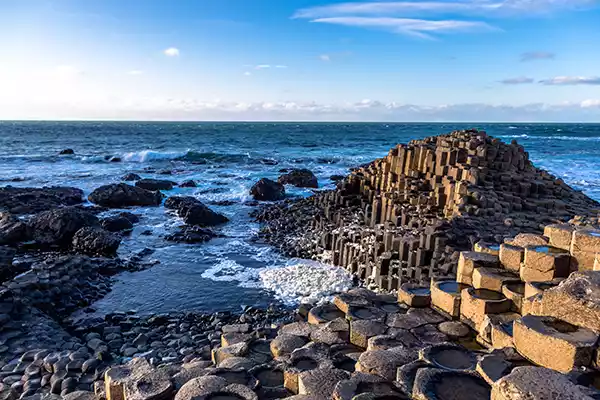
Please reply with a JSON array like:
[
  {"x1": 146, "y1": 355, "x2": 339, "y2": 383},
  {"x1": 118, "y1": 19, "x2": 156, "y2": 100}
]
[
  {"x1": 164, "y1": 47, "x2": 180, "y2": 57},
  {"x1": 311, "y1": 17, "x2": 495, "y2": 38},
  {"x1": 520, "y1": 51, "x2": 555, "y2": 62},
  {"x1": 540, "y1": 76, "x2": 600, "y2": 85},
  {"x1": 500, "y1": 77, "x2": 534, "y2": 84}
]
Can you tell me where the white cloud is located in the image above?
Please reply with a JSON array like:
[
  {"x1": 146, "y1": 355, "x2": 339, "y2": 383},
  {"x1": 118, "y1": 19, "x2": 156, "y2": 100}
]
[
  {"x1": 253, "y1": 64, "x2": 288, "y2": 69},
  {"x1": 255, "y1": 64, "x2": 271, "y2": 69},
  {"x1": 311, "y1": 17, "x2": 495, "y2": 38},
  {"x1": 500, "y1": 76, "x2": 534, "y2": 85},
  {"x1": 581, "y1": 99, "x2": 600, "y2": 108},
  {"x1": 294, "y1": 1, "x2": 596, "y2": 37},
  {"x1": 320, "y1": 54, "x2": 331, "y2": 61},
  {"x1": 164, "y1": 47, "x2": 180, "y2": 57},
  {"x1": 293, "y1": 0, "x2": 598, "y2": 19},
  {"x1": 540, "y1": 76, "x2": 600, "y2": 85},
  {"x1": 520, "y1": 51, "x2": 555, "y2": 62},
  {"x1": 243, "y1": 71, "x2": 252, "y2": 76}
]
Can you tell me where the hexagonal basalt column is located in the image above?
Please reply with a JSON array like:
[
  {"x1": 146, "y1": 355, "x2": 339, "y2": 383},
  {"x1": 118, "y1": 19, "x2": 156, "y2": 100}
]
[
  {"x1": 513, "y1": 315, "x2": 599, "y2": 373},
  {"x1": 412, "y1": 368, "x2": 491, "y2": 400},
  {"x1": 419, "y1": 343, "x2": 477, "y2": 372},
  {"x1": 460, "y1": 288, "x2": 511, "y2": 332},
  {"x1": 499, "y1": 244, "x2": 524, "y2": 273},
  {"x1": 521, "y1": 246, "x2": 570, "y2": 282},
  {"x1": 544, "y1": 224, "x2": 575, "y2": 251},
  {"x1": 457, "y1": 251, "x2": 499, "y2": 286},
  {"x1": 349, "y1": 320, "x2": 388, "y2": 348},
  {"x1": 332, "y1": 372, "x2": 407, "y2": 400},
  {"x1": 308, "y1": 303, "x2": 346, "y2": 325},
  {"x1": 472, "y1": 268, "x2": 520, "y2": 292},
  {"x1": 474, "y1": 242, "x2": 500, "y2": 256},
  {"x1": 430, "y1": 279, "x2": 470, "y2": 319},
  {"x1": 502, "y1": 281, "x2": 525, "y2": 313},
  {"x1": 333, "y1": 293, "x2": 373, "y2": 314},
  {"x1": 283, "y1": 345, "x2": 332, "y2": 394},
  {"x1": 570, "y1": 229, "x2": 600, "y2": 271},
  {"x1": 346, "y1": 306, "x2": 387, "y2": 322},
  {"x1": 355, "y1": 347, "x2": 418, "y2": 380},
  {"x1": 398, "y1": 283, "x2": 431, "y2": 308},
  {"x1": 297, "y1": 367, "x2": 350, "y2": 398},
  {"x1": 270, "y1": 334, "x2": 308, "y2": 359},
  {"x1": 523, "y1": 279, "x2": 563, "y2": 299}
]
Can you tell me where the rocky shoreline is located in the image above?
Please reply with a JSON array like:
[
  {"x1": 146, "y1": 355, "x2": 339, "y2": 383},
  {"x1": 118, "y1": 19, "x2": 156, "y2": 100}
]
[{"x1": 1, "y1": 129, "x2": 600, "y2": 399}]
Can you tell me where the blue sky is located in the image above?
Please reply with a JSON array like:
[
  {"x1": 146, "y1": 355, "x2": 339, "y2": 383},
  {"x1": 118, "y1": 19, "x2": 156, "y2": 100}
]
[{"x1": 0, "y1": 0, "x2": 599, "y2": 121}]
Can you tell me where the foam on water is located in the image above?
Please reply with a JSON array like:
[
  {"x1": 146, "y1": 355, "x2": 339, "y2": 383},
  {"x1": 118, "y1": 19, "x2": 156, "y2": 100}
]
[
  {"x1": 122, "y1": 150, "x2": 189, "y2": 162},
  {"x1": 201, "y1": 259, "x2": 262, "y2": 288}
]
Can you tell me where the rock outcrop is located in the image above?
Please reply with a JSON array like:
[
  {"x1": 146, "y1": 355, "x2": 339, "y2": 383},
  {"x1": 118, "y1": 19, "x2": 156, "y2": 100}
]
[
  {"x1": 135, "y1": 178, "x2": 176, "y2": 191},
  {"x1": 28, "y1": 207, "x2": 99, "y2": 247},
  {"x1": 72, "y1": 227, "x2": 121, "y2": 256},
  {"x1": 0, "y1": 211, "x2": 28, "y2": 245},
  {"x1": 250, "y1": 178, "x2": 285, "y2": 201},
  {"x1": 278, "y1": 169, "x2": 318, "y2": 188},
  {"x1": 0, "y1": 186, "x2": 84, "y2": 214},
  {"x1": 88, "y1": 183, "x2": 163, "y2": 208},
  {"x1": 165, "y1": 196, "x2": 229, "y2": 227}
]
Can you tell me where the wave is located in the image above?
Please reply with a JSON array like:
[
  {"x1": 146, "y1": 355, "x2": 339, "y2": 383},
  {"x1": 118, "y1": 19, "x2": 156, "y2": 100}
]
[
  {"x1": 122, "y1": 150, "x2": 189, "y2": 162},
  {"x1": 500, "y1": 134, "x2": 600, "y2": 141},
  {"x1": 120, "y1": 149, "x2": 253, "y2": 164}
]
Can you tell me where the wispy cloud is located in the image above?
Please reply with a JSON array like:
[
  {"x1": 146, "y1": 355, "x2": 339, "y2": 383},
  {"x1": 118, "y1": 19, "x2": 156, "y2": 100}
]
[
  {"x1": 311, "y1": 17, "x2": 494, "y2": 38},
  {"x1": 540, "y1": 76, "x2": 600, "y2": 85},
  {"x1": 294, "y1": 0, "x2": 598, "y2": 19},
  {"x1": 164, "y1": 47, "x2": 180, "y2": 57},
  {"x1": 249, "y1": 64, "x2": 288, "y2": 70},
  {"x1": 500, "y1": 76, "x2": 534, "y2": 85},
  {"x1": 243, "y1": 71, "x2": 252, "y2": 76},
  {"x1": 320, "y1": 54, "x2": 331, "y2": 62},
  {"x1": 293, "y1": 1, "x2": 597, "y2": 38},
  {"x1": 520, "y1": 51, "x2": 555, "y2": 62}
]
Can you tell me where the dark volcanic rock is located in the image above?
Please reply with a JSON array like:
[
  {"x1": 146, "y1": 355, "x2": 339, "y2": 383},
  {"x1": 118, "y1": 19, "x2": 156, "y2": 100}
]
[
  {"x1": 121, "y1": 173, "x2": 142, "y2": 181},
  {"x1": 330, "y1": 175, "x2": 345, "y2": 182},
  {"x1": 0, "y1": 245, "x2": 19, "y2": 282},
  {"x1": 72, "y1": 227, "x2": 121, "y2": 256},
  {"x1": 0, "y1": 186, "x2": 84, "y2": 214},
  {"x1": 165, "y1": 226, "x2": 218, "y2": 243},
  {"x1": 101, "y1": 216, "x2": 134, "y2": 232},
  {"x1": 29, "y1": 207, "x2": 99, "y2": 247},
  {"x1": 59, "y1": 149, "x2": 75, "y2": 155},
  {"x1": 250, "y1": 178, "x2": 285, "y2": 201},
  {"x1": 88, "y1": 183, "x2": 163, "y2": 208},
  {"x1": 179, "y1": 180, "x2": 197, "y2": 188},
  {"x1": 165, "y1": 196, "x2": 229, "y2": 227},
  {"x1": 0, "y1": 212, "x2": 28, "y2": 245},
  {"x1": 278, "y1": 168, "x2": 318, "y2": 188},
  {"x1": 135, "y1": 179, "x2": 176, "y2": 191},
  {"x1": 119, "y1": 211, "x2": 140, "y2": 224}
]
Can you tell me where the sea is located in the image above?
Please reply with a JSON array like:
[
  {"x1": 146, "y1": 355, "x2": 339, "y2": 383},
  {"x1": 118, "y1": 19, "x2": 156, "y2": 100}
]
[{"x1": 1, "y1": 122, "x2": 599, "y2": 316}]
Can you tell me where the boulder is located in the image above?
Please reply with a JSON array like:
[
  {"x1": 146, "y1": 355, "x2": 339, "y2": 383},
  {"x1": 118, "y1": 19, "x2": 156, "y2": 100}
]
[
  {"x1": 491, "y1": 366, "x2": 595, "y2": 400},
  {"x1": 250, "y1": 178, "x2": 285, "y2": 201},
  {"x1": 121, "y1": 173, "x2": 142, "y2": 181},
  {"x1": 165, "y1": 226, "x2": 217, "y2": 243},
  {"x1": 72, "y1": 227, "x2": 121, "y2": 256},
  {"x1": 278, "y1": 169, "x2": 318, "y2": 188},
  {"x1": 0, "y1": 186, "x2": 84, "y2": 214},
  {"x1": 164, "y1": 196, "x2": 228, "y2": 227},
  {"x1": 29, "y1": 207, "x2": 99, "y2": 247},
  {"x1": 119, "y1": 211, "x2": 140, "y2": 224},
  {"x1": 101, "y1": 216, "x2": 134, "y2": 232},
  {"x1": 88, "y1": 183, "x2": 163, "y2": 208},
  {"x1": 0, "y1": 212, "x2": 28, "y2": 245},
  {"x1": 59, "y1": 149, "x2": 75, "y2": 155},
  {"x1": 135, "y1": 179, "x2": 176, "y2": 191},
  {"x1": 179, "y1": 180, "x2": 197, "y2": 188}
]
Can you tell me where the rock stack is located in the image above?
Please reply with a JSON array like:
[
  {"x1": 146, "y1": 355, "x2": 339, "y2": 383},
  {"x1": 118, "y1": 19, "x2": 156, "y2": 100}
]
[{"x1": 255, "y1": 129, "x2": 600, "y2": 291}]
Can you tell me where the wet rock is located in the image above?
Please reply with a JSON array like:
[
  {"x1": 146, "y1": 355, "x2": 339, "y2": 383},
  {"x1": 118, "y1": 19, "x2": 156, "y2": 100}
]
[
  {"x1": 250, "y1": 179, "x2": 285, "y2": 201},
  {"x1": 0, "y1": 186, "x2": 84, "y2": 214},
  {"x1": 492, "y1": 366, "x2": 595, "y2": 400},
  {"x1": 135, "y1": 179, "x2": 176, "y2": 191},
  {"x1": 59, "y1": 149, "x2": 75, "y2": 155},
  {"x1": 164, "y1": 197, "x2": 229, "y2": 227},
  {"x1": 476, "y1": 354, "x2": 512, "y2": 385},
  {"x1": 29, "y1": 207, "x2": 99, "y2": 247},
  {"x1": 72, "y1": 227, "x2": 121, "y2": 256},
  {"x1": 278, "y1": 169, "x2": 318, "y2": 189},
  {"x1": 0, "y1": 212, "x2": 28, "y2": 245},
  {"x1": 88, "y1": 183, "x2": 163, "y2": 208},
  {"x1": 179, "y1": 180, "x2": 197, "y2": 188},
  {"x1": 412, "y1": 368, "x2": 491, "y2": 400},
  {"x1": 329, "y1": 175, "x2": 345, "y2": 182},
  {"x1": 165, "y1": 227, "x2": 217, "y2": 244},
  {"x1": 101, "y1": 216, "x2": 134, "y2": 232},
  {"x1": 121, "y1": 173, "x2": 142, "y2": 181}
]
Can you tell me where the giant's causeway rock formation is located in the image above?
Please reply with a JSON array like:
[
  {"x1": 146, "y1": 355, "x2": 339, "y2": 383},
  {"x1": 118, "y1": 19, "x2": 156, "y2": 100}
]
[{"x1": 255, "y1": 129, "x2": 600, "y2": 291}]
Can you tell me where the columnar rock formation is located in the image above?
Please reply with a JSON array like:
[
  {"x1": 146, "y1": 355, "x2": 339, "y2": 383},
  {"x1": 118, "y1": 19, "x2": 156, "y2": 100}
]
[{"x1": 255, "y1": 130, "x2": 600, "y2": 291}]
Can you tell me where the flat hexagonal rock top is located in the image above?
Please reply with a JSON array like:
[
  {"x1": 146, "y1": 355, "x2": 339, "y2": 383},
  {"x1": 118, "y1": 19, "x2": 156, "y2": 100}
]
[
  {"x1": 412, "y1": 368, "x2": 491, "y2": 400},
  {"x1": 492, "y1": 366, "x2": 596, "y2": 400},
  {"x1": 333, "y1": 372, "x2": 409, "y2": 400},
  {"x1": 298, "y1": 366, "x2": 350, "y2": 398},
  {"x1": 419, "y1": 343, "x2": 477, "y2": 372},
  {"x1": 356, "y1": 347, "x2": 418, "y2": 380}
]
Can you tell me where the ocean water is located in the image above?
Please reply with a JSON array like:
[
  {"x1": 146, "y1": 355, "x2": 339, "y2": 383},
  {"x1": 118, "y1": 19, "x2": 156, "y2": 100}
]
[{"x1": 1, "y1": 121, "x2": 599, "y2": 315}]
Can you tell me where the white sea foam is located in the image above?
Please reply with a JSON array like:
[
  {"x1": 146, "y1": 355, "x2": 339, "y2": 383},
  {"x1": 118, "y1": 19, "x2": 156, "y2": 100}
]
[
  {"x1": 201, "y1": 259, "x2": 262, "y2": 288},
  {"x1": 122, "y1": 150, "x2": 188, "y2": 162},
  {"x1": 259, "y1": 261, "x2": 353, "y2": 305}
]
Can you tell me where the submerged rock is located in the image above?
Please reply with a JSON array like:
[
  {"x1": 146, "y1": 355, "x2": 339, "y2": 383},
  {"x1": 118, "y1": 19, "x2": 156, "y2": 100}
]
[
  {"x1": 165, "y1": 196, "x2": 229, "y2": 227},
  {"x1": 278, "y1": 169, "x2": 318, "y2": 188},
  {"x1": 135, "y1": 178, "x2": 176, "y2": 191},
  {"x1": 29, "y1": 207, "x2": 99, "y2": 247},
  {"x1": 179, "y1": 180, "x2": 197, "y2": 188},
  {"x1": 88, "y1": 183, "x2": 163, "y2": 208},
  {"x1": 59, "y1": 149, "x2": 75, "y2": 155},
  {"x1": 250, "y1": 178, "x2": 285, "y2": 201}
]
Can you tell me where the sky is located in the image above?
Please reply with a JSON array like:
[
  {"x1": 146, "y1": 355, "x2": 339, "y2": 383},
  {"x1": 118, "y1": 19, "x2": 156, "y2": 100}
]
[{"x1": 0, "y1": 0, "x2": 599, "y2": 122}]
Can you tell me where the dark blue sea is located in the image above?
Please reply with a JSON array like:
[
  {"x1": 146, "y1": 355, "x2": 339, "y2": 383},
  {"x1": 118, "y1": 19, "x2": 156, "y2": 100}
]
[{"x1": 1, "y1": 122, "x2": 599, "y2": 315}]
